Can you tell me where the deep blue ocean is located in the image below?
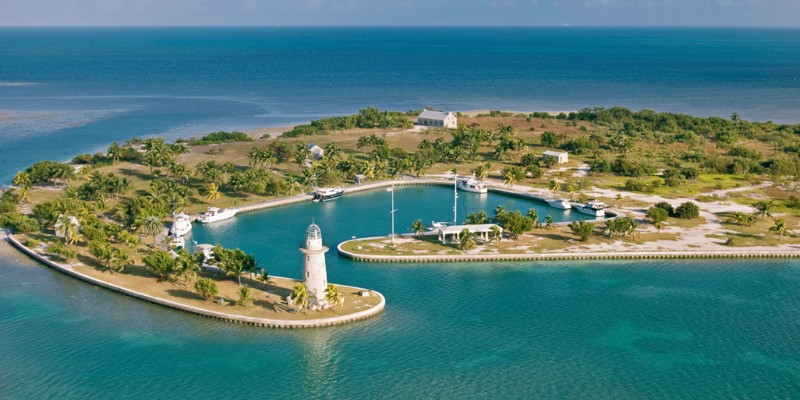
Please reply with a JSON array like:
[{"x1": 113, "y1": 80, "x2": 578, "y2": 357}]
[
  {"x1": 1, "y1": 27, "x2": 800, "y2": 182},
  {"x1": 1, "y1": 28, "x2": 800, "y2": 399}
]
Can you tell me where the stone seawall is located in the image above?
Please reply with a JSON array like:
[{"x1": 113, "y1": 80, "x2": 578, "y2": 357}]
[
  {"x1": 338, "y1": 238, "x2": 800, "y2": 263},
  {"x1": 5, "y1": 234, "x2": 385, "y2": 329}
]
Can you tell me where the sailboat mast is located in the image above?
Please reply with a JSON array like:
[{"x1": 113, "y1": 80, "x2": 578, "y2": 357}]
[{"x1": 453, "y1": 174, "x2": 458, "y2": 224}]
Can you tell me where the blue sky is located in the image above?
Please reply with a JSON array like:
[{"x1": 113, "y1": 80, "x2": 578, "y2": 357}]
[{"x1": 1, "y1": 0, "x2": 798, "y2": 27}]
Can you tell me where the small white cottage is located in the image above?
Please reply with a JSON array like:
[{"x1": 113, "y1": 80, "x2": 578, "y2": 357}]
[
  {"x1": 417, "y1": 109, "x2": 458, "y2": 129},
  {"x1": 543, "y1": 150, "x2": 569, "y2": 164},
  {"x1": 307, "y1": 143, "x2": 325, "y2": 160}
]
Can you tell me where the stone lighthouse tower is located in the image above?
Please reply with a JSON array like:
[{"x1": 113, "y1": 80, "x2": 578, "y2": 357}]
[{"x1": 299, "y1": 223, "x2": 329, "y2": 309}]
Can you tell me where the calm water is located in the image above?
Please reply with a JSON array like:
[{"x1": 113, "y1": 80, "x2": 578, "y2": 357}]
[
  {"x1": 2, "y1": 186, "x2": 799, "y2": 399},
  {"x1": 2, "y1": 27, "x2": 800, "y2": 398},
  {"x1": 1, "y1": 27, "x2": 800, "y2": 181}
]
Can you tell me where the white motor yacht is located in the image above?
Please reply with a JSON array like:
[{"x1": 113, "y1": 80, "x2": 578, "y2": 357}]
[
  {"x1": 456, "y1": 177, "x2": 488, "y2": 194},
  {"x1": 196, "y1": 207, "x2": 239, "y2": 223},
  {"x1": 169, "y1": 213, "x2": 193, "y2": 237}
]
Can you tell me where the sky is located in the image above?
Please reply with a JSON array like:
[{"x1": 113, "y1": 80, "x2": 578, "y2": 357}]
[{"x1": 1, "y1": 0, "x2": 799, "y2": 27}]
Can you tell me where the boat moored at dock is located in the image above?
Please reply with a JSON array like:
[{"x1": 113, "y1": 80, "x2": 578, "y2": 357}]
[
  {"x1": 313, "y1": 187, "x2": 344, "y2": 202},
  {"x1": 574, "y1": 201, "x2": 606, "y2": 217},
  {"x1": 169, "y1": 213, "x2": 193, "y2": 237},
  {"x1": 456, "y1": 177, "x2": 488, "y2": 193},
  {"x1": 197, "y1": 207, "x2": 239, "y2": 223},
  {"x1": 546, "y1": 198, "x2": 572, "y2": 209}
]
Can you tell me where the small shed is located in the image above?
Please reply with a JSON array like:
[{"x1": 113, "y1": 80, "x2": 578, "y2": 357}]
[
  {"x1": 437, "y1": 224, "x2": 503, "y2": 244},
  {"x1": 543, "y1": 150, "x2": 569, "y2": 164},
  {"x1": 307, "y1": 143, "x2": 325, "y2": 160},
  {"x1": 417, "y1": 109, "x2": 458, "y2": 129},
  {"x1": 354, "y1": 174, "x2": 367, "y2": 185}
]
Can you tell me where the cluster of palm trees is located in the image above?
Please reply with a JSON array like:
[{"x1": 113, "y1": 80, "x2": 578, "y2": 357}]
[
  {"x1": 75, "y1": 171, "x2": 130, "y2": 201},
  {"x1": 602, "y1": 217, "x2": 639, "y2": 240},
  {"x1": 289, "y1": 282, "x2": 345, "y2": 310}
]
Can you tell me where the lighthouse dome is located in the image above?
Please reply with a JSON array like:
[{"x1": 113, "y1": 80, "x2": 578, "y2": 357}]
[{"x1": 306, "y1": 223, "x2": 322, "y2": 240}]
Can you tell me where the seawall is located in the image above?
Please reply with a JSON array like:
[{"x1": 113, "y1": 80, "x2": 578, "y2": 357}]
[
  {"x1": 5, "y1": 234, "x2": 385, "y2": 329},
  {"x1": 338, "y1": 238, "x2": 800, "y2": 263}
]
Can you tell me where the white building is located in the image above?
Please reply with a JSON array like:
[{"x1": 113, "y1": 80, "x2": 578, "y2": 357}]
[
  {"x1": 543, "y1": 150, "x2": 569, "y2": 164},
  {"x1": 299, "y1": 223, "x2": 330, "y2": 309},
  {"x1": 307, "y1": 143, "x2": 325, "y2": 160},
  {"x1": 437, "y1": 223, "x2": 503, "y2": 244},
  {"x1": 417, "y1": 109, "x2": 458, "y2": 129}
]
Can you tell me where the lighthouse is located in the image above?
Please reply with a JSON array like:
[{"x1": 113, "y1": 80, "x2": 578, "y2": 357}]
[{"x1": 299, "y1": 223, "x2": 329, "y2": 309}]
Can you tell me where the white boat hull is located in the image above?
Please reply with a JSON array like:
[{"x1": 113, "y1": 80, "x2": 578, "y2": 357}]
[
  {"x1": 170, "y1": 214, "x2": 193, "y2": 237},
  {"x1": 456, "y1": 178, "x2": 488, "y2": 194},
  {"x1": 197, "y1": 208, "x2": 239, "y2": 223},
  {"x1": 546, "y1": 199, "x2": 571, "y2": 209},
  {"x1": 575, "y1": 206, "x2": 605, "y2": 217},
  {"x1": 314, "y1": 187, "x2": 344, "y2": 201}
]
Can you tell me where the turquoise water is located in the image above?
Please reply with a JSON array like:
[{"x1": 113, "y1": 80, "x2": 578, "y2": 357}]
[
  {"x1": 2, "y1": 27, "x2": 800, "y2": 182},
  {"x1": 2, "y1": 186, "x2": 800, "y2": 398},
  {"x1": 2, "y1": 27, "x2": 800, "y2": 398}
]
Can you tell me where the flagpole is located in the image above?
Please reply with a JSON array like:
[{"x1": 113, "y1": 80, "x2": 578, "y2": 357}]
[{"x1": 388, "y1": 184, "x2": 396, "y2": 246}]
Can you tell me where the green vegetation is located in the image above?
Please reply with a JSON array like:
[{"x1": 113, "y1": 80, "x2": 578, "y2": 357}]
[
  {"x1": 674, "y1": 202, "x2": 700, "y2": 219},
  {"x1": 281, "y1": 107, "x2": 412, "y2": 137},
  {"x1": 568, "y1": 220, "x2": 595, "y2": 241},
  {"x1": 194, "y1": 278, "x2": 218, "y2": 301},
  {"x1": 183, "y1": 131, "x2": 252, "y2": 146}
]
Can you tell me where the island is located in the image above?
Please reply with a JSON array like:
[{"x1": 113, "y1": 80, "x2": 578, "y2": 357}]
[{"x1": 2, "y1": 107, "x2": 799, "y2": 326}]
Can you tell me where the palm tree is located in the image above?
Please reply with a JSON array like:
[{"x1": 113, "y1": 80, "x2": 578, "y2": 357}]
[
  {"x1": 237, "y1": 286, "x2": 252, "y2": 307},
  {"x1": 205, "y1": 183, "x2": 221, "y2": 203},
  {"x1": 259, "y1": 269, "x2": 274, "y2": 285},
  {"x1": 615, "y1": 194, "x2": 623, "y2": 209},
  {"x1": 490, "y1": 225, "x2": 502, "y2": 246},
  {"x1": 324, "y1": 143, "x2": 343, "y2": 160},
  {"x1": 109, "y1": 248, "x2": 131, "y2": 273},
  {"x1": 290, "y1": 282, "x2": 308, "y2": 309},
  {"x1": 176, "y1": 249, "x2": 202, "y2": 282},
  {"x1": 543, "y1": 215, "x2": 553, "y2": 229},
  {"x1": 527, "y1": 209, "x2": 539, "y2": 228},
  {"x1": 549, "y1": 180, "x2": 561, "y2": 195},
  {"x1": 55, "y1": 214, "x2": 82, "y2": 245},
  {"x1": 138, "y1": 215, "x2": 164, "y2": 245},
  {"x1": 473, "y1": 164, "x2": 490, "y2": 181},
  {"x1": 225, "y1": 257, "x2": 246, "y2": 285},
  {"x1": 458, "y1": 228, "x2": 476, "y2": 250},
  {"x1": 107, "y1": 142, "x2": 122, "y2": 165},
  {"x1": 411, "y1": 219, "x2": 425, "y2": 236},
  {"x1": 769, "y1": 217, "x2": 788, "y2": 240},
  {"x1": 12, "y1": 171, "x2": 32, "y2": 203},
  {"x1": 753, "y1": 201, "x2": 773, "y2": 220},
  {"x1": 168, "y1": 162, "x2": 190, "y2": 183},
  {"x1": 326, "y1": 284, "x2": 344, "y2": 308},
  {"x1": 503, "y1": 168, "x2": 517, "y2": 188}
]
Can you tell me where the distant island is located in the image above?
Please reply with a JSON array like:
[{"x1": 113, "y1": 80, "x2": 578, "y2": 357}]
[{"x1": 2, "y1": 106, "x2": 799, "y2": 325}]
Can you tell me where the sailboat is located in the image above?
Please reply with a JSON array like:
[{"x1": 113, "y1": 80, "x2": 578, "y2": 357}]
[{"x1": 432, "y1": 175, "x2": 459, "y2": 229}]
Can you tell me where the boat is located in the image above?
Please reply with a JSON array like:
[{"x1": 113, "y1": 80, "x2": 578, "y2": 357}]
[
  {"x1": 574, "y1": 201, "x2": 606, "y2": 217},
  {"x1": 196, "y1": 207, "x2": 239, "y2": 223},
  {"x1": 546, "y1": 198, "x2": 572, "y2": 209},
  {"x1": 169, "y1": 213, "x2": 192, "y2": 237},
  {"x1": 313, "y1": 187, "x2": 344, "y2": 202},
  {"x1": 456, "y1": 177, "x2": 488, "y2": 193},
  {"x1": 169, "y1": 236, "x2": 185, "y2": 249}
]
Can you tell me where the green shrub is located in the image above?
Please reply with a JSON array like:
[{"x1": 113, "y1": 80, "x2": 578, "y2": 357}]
[
  {"x1": 675, "y1": 202, "x2": 700, "y2": 219},
  {"x1": 568, "y1": 221, "x2": 595, "y2": 241},
  {"x1": 194, "y1": 278, "x2": 219, "y2": 301}
]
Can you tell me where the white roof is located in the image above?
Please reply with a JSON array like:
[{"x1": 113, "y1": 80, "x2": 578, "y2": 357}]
[
  {"x1": 418, "y1": 109, "x2": 452, "y2": 121},
  {"x1": 438, "y1": 224, "x2": 502, "y2": 235},
  {"x1": 543, "y1": 150, "x2": 568, "y2": 156}
]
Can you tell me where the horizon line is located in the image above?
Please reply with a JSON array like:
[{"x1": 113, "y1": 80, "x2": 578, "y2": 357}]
[{"x1": 1, "y1": 24, "x2": 799, "y2": 29}]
